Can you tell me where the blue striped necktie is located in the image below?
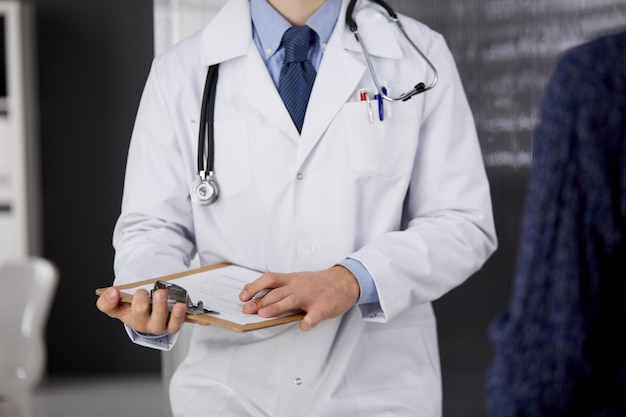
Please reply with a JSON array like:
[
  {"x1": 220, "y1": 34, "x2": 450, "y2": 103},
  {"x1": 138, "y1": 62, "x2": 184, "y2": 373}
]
[{"x1": 278, "y1": 26, "x2": 317, "y2": 134}]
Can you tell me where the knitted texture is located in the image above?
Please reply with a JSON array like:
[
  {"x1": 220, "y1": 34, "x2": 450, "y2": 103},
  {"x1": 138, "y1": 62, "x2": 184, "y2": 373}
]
[{"x1": 487, "y1": 29, "x2": 626, "y2": 417}]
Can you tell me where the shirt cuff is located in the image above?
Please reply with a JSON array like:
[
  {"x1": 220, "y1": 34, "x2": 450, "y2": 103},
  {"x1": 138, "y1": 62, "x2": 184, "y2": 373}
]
[
  {"x1": 125, "y1": 325, "x2": 177, "y2": 351},
  {"x1": 339, "y1": 257, "x2": 379, "y2": 305}
]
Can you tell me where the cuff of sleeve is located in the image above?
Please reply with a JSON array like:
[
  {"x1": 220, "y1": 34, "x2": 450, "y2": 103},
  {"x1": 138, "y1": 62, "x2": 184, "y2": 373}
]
[
  {"x1": 339, "y1": 257, "x2": 379, "y2": 305},
  {"x1": 125, "y1": 325, "x2": 178, "y2": 351}
]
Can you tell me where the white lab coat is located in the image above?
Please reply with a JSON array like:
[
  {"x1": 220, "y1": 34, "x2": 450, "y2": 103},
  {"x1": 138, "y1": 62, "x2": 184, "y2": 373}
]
[{"x1": 112, "y1": 0, "x2": 497, "y2": 415}]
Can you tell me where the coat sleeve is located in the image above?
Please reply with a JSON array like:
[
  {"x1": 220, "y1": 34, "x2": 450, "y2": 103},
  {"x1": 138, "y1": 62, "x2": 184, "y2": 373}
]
[
  {"x1": 112, "y1": 60, "x2": 197, "y2": 285},
  {"x1": 350, "y1": 32, "x2": 498, "y2": 322}
]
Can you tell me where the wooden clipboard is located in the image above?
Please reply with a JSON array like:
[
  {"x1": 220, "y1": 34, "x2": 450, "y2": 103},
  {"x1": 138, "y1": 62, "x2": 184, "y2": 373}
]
[{"x1": 95, "y1": 263, "x2": 304, "y2": 332}]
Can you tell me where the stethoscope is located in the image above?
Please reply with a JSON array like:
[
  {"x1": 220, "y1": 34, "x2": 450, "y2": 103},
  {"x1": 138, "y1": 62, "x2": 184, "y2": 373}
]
[
  {"x1": 191, "y1": 63, "x2": 219, "y2": 205},
  {"x1": 191, "y1": 0, "x2": 439, "y2": 206}
]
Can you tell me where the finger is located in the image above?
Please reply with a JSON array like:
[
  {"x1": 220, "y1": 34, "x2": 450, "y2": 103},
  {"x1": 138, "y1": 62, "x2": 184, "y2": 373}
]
[
  {"x1": 257, "y1": 292, "x2": 305, "y2": 318},
  {"x1": 242, "y1": 287, "x2": 289, "y2": 317},
  {"x1": 166, "y1": 303, "x2": 187, "y2": 334},
  {"x1": 150, "y1": 289, "x2": 169, "y2": 319},
  {"x1": 146, "y1": 289, "x2": 171, "y2": 334},
  {"x1": 241, "y1": 286, "x2": 284, "y2": 315},
  {"x1": 299, "y1": 310, "x2": 323, "y2": 332},
  {"x1": 131, "y1": 289, "x2": 152, "y2": 314},
  {"x1": 129, "y1": 289, "x2": 152, "y2": 331},
  {"x1": 242, "y1": 299, "x2": 260, "y2": 314},
  {"x1": 239, "y1": 272, "x2": 282, "y2": 302}
]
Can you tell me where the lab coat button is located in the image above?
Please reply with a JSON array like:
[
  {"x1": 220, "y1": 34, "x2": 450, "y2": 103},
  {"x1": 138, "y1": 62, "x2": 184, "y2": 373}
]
[
  {"x1": 296, "y1": 173, "x2": 304, "y2": 180},
  {"x1": 295, "y1": 378, "x2": 303, "y2": 385},
  {"x1": 309, "y1": 245, "x2": 317, "y2": 253}
]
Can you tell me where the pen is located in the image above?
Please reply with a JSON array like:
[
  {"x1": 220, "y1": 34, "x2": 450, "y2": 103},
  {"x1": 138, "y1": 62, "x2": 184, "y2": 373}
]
[
  {"x1": 381, "y1": 86, "x2": 392, "y2": 119},
  {"x1": 252, "y1": 288, "x2": 271, "y2": 300},
  {"x1": 375, "y1": 90, "x2": 384, "y2": 122},
  {"x1": 360, "y1": 90, "x2": 373, "y2": 123}
]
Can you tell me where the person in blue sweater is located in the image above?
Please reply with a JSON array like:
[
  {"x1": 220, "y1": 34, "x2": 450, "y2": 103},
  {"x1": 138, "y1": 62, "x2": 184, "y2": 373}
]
[{"x1": 486, "y1": 29, "x2": 626, "y2": 417}]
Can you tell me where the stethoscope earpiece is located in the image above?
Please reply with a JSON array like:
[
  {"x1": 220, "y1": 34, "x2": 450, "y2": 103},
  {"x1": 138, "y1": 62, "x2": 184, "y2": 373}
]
[{"x1": 191, "y1": 175, "x2": 219, "y2": 206}]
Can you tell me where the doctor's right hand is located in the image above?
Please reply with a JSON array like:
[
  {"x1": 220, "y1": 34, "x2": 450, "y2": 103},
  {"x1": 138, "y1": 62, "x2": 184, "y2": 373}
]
[{"x1": 96, "y1": 287, "x2": 187, "y2": 335}]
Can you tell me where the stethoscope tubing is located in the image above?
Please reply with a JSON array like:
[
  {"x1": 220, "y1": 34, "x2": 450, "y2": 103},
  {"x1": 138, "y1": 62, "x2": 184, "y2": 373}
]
[
  {"x1": 346, "y1": 0, "x2": 438, "y2": 101},
  {"x1": 198, "y1": 63, "x2": 219, "y2": 180},
  {"x1": 346, "y1": 0, "x2": 396, "y2": 31}
]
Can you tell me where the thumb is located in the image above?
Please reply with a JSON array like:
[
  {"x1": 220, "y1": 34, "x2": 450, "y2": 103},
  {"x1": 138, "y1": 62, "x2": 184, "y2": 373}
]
[{"x1": 96, "y1": 287, "x2": 122, "y2": 316}]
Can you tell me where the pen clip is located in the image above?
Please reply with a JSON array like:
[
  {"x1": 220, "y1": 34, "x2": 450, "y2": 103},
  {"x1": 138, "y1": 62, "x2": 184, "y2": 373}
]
[
  {"x1": 381, "y1": 85, "x2": 392, "y2": 119},
  {"x1": 374, "y1": 88, "x2": 385, "y2": 122}
]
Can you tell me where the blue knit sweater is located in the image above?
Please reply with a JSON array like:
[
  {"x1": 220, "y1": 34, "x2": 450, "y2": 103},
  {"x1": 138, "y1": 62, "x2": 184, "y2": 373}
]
[{"x1": 486, "y1": 29, "x2": 626, "y2": 417}]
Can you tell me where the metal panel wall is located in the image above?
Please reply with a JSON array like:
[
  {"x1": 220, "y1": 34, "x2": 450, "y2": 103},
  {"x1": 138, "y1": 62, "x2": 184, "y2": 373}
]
[
  {"x1": 386, "y1": 1, "x2": 626, "y2": 415},
  {"x1": 390, "y1": 0, "x2": 626, "y2": 168}
]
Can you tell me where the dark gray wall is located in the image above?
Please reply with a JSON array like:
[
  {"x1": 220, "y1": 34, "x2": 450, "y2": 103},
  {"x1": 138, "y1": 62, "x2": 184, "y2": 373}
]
[
  {"x1": 33, "y1": 0, "x2": 161, "y2": 374},
  {"x1": 390, "y1": 1, "x2": 626, "y2": 416}
]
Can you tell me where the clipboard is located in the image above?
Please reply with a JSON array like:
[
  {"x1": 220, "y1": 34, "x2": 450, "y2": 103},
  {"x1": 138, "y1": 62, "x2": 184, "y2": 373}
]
[{"x1": 95, "y1": 263, "x2": 304, "y2": 333}]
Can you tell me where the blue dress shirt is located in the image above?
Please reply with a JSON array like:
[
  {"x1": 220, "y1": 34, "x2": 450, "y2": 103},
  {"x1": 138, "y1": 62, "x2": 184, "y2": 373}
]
[{"x1": 249, "y1": 0, "x2": 378, "y2": 305}]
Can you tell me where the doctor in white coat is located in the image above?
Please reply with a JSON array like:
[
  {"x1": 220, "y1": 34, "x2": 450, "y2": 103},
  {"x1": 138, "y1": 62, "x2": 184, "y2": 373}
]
[{"x1": 97, "y1": 0, "x2": 497, "y2": 415}]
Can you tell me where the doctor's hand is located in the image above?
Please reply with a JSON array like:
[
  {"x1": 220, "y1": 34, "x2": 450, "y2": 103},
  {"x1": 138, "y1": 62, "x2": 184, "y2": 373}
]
[
  {"x1": 239, "y1": 265, "x2": 360, "y2": 332},
  {"x1": 96, "y1": 287, "x2": 187, "y2": 335}
]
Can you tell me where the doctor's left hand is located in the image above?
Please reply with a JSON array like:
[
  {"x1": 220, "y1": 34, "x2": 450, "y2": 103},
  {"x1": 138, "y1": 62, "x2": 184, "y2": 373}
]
[{"x1": 239, "y1": 265, "x2": 360, "y2": 332}]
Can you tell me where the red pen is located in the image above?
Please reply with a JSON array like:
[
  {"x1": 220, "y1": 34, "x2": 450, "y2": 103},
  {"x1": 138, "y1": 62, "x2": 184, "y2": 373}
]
[{"x1": 360, "y1": 90, "x2": 373, "y2": 123}]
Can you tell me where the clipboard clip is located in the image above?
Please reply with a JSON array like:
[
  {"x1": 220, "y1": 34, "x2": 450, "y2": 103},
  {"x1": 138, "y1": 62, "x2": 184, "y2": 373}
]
[{"x1": 150, "y1": 280, "x2": 218, "y2": 315}]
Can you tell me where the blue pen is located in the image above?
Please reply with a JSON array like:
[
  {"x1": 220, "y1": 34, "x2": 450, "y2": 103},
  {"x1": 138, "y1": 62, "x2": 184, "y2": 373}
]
[
  {"x1": 381, "y1": 86, "x2": 392, "y2": 119},
  {"x1": 375, "y1": 90, "x2": 384, "y2": 121},
  {"x1": 382, "y1": 86, "x2": 390, "y2": 120}
]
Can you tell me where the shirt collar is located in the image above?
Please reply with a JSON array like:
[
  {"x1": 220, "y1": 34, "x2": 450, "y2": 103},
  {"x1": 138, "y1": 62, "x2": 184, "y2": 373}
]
[{"x1": 250, "y1": 0, "x2": 342, "y2": 57}]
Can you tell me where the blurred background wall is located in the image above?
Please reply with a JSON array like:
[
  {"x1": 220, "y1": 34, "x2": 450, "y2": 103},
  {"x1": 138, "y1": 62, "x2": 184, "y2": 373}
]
[
  {"x1": 10, "y1": 0, "x2": 625, "y2": 416},
  {"x1": 29, "y1": 0, "x2": 161, "y2": 372}
]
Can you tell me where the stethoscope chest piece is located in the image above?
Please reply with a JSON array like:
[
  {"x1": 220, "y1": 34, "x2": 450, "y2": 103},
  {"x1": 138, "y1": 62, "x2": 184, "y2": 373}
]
[{"x1": 191, "y1": 173, "x2": 219, "y2": 206}]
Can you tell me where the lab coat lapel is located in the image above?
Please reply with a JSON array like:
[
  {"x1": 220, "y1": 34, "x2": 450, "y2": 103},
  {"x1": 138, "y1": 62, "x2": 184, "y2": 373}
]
[
  {"x1": 297, "y1": 42, "x2": 365, "y2": 167},
  {"x1": 234, "y1": 45, "x2": 299, "y2": 140},
  {"x1": 198, "y1": 0, "x2": 297, "y2": 139},
  {"x1": 197, "y1": 0, "x2": 251, "y2": 66}
]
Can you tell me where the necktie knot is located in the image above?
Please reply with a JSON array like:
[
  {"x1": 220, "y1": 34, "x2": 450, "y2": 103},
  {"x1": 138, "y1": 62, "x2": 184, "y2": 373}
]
[
  {"x1": 282, "y1": 25, "x2": 314, "y2": 64},
  {"x1": 278, "y1": 25, "x2": 317, "y2": 134}
]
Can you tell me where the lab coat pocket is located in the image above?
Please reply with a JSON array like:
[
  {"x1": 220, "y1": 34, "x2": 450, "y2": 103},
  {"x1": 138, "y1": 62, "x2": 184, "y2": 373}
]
[
  {"x1": 342, "y1": 100, "x2": 417, "y2": 180},
  {"x1": 213, "y1": 119, "x2": 253, "y2": 198},
  {"x1": 346, "y1": 323, "x2": 440, "y2": 416}
]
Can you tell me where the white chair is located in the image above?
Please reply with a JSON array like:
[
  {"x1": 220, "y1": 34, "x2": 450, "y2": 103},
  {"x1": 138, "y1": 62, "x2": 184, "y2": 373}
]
[{"x1": 0, "y1": 257, "x2": 58, "y2": 417}]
